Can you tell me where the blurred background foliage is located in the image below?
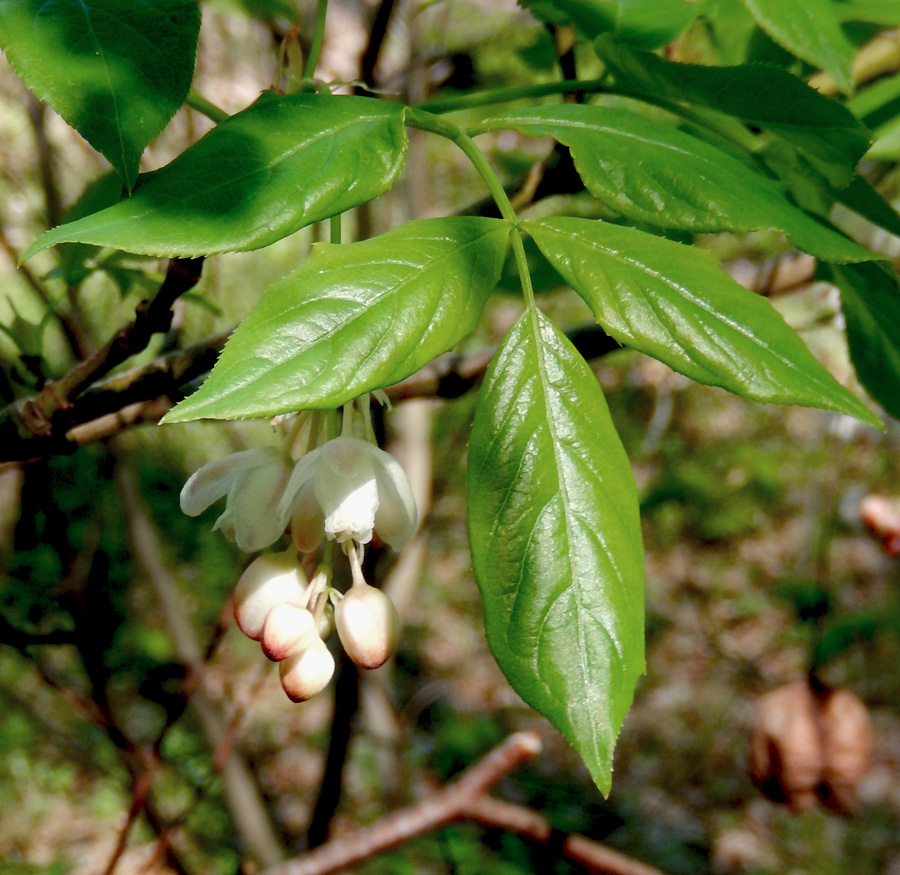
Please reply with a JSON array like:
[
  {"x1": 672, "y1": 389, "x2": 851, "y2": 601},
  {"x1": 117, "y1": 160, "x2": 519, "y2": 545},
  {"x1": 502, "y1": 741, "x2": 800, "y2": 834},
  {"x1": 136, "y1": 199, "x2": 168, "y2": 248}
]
[{"x1": 1, "y1": 1, "x2": 900, "y2": 874}]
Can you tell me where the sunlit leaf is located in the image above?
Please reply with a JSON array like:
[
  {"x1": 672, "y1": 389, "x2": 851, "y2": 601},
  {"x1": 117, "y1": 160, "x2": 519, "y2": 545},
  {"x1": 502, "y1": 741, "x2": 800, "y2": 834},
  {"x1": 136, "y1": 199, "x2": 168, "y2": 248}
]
[
  {"x1": 520, "y1": 0, "x2": 698, "y2": 48},
  {"x1": 163, "y1": 218, "x2": 511, "y2": 421},
  {"x1": 741, "y1": 0, "x2": 854, "y2": 94},
  {"x1": 476, "y1": 105, "x2": 873, "y2": 262},
  {"x1": 468, "y1": 307, "x2": 644, "y2": 795},
  {"x1": 597, "y1": 38, "x2": 870, "y2": 188},
  {"x1": 23, "y1": 93, "x2": 408, "y2": 260},
  {"x1": 525, "y1": 217, "x2": 880, "y2": 426}
]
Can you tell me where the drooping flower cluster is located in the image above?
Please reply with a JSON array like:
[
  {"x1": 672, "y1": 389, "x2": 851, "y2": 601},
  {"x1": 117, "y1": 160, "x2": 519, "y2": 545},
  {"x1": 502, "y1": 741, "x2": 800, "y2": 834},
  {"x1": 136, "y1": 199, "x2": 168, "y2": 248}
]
[{"x1": 180, "y1": 404, "x2": 416, "y2": 701}]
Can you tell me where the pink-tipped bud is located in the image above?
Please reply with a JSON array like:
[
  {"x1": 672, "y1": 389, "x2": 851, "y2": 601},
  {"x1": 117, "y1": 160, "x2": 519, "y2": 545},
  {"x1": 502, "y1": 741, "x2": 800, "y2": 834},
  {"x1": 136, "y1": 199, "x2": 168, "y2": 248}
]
[
  {"x1": 234, "y1": 551, "x2": 307, "y2": 641},
  {"x1": 279, "y1": 638, "x2": 335, "y2": 702},
  {"x1": 261, "y1": 602, "x2": 317, "y2": 661},
  {"x1": 335, "y1": 583, "x2": 399, "y2": 670}
]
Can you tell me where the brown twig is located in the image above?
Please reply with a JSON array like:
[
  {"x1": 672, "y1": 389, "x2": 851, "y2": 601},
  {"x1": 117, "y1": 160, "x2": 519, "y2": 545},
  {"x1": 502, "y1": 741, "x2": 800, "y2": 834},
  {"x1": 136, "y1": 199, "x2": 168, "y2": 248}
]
[
  {"x1": 103, "y1": 765, "x2": 155, "y2": 875},
  {"x1": 260, "y1": 731, "x2": 667, "y2": 875},
  {"x1": 0, "y1": 257, "x2": 203, "y2": 459},
  {"x1": 262, "y1": 731, "x2": 542, "y2": 875},
  {"x1": 0, "y1": 323, "x2": 618, "y2": 462}
]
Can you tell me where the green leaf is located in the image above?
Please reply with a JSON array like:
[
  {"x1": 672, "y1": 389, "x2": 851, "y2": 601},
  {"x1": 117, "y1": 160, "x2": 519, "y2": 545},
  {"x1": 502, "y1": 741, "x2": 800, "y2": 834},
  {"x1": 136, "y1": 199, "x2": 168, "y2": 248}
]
[
  {"x1": 0, "y1": 0, "x2": 200, "y2": 190},
  {"x1": 834, "y1": 0, "x2": 900, "y2": 25},
  {"x1": 834, "y1": 175, "x2": 900, "y2": 239},
  {"x1": 740, "y1": 0, "x2": 855, "y2": 94},
  {"x1": 467, "y1": 307, "x2": 644, "y2": 795},
  {"x1": 162, "y1": 218, "x2": 510, "y2": 422},
  {"x1": 205, "y1": 0, "x2": 297, "y2": 20},
  {"x1": 56, "y1": 172, "x2": 127, "y2": 285},
  {"x1": 477, "y1": 105, "x2": 874, "y2": 262},
  {"x1": 597, "y1": 38, "x2": 870, "y2": 188},
  {"x1": 868, "y1": 115, "x2": 900, "y2": 160},
  {"x1": 524, "y1": 217, "x2": 881, "y2": 425},
  {"x1": 521, "y1": 0, "x2": 698, "y2": 48},
  {"x1": 828, "y1": 261, "x2": 900, "y2": 421},
  {"x1": 23, "y1": 93, "x2": 409, "y2": 260}
]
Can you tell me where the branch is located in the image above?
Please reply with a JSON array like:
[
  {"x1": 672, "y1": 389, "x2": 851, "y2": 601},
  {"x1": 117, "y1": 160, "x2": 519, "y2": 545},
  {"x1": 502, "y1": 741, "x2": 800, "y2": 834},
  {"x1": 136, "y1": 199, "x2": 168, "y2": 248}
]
[
  {"x1": 0, "y1": 613, "x2": 77, "y2": 649},
  {"x1": 0, "y1": 324, "x2": 618, "y2": 462},
  {"x1": 0, "y1": 257, "x2": 203, "y2": 460},
  {"x1": 260, "y1": 731, "x2": 667, "y2": 875},
  {"x1": 262, "y1": 731, "x2": 541, "y2": 875},
  {"x1": 116, "y1": 463, "x2": 286, "y2": 868}
]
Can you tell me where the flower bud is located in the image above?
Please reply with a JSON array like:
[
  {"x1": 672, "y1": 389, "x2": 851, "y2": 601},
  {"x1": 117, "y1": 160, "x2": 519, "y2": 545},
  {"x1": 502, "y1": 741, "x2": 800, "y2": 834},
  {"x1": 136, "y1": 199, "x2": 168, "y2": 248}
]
[
  {"x1": 279, "y1": 637, "x2": 335, "y2": 702},
  {"x1": 234, "y1": 551, "x2": 307, "y2": 641},
  {"x1": 261, "y1": 602, "x2": 317, "y2": 662},
  {"x1": 335, "y1": 583, "x2": 399, "y2": 670}
]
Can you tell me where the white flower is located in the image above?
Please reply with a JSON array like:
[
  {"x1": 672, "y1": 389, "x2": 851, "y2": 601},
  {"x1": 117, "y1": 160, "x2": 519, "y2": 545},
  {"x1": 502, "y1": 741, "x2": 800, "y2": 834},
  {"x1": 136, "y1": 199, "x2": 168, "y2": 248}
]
[
  {"x1": 180, "y1": 447, "x2": 292, "y2": 552},
  {"x1": 277, "y1": 437, "x2": 417, "y2": 552}
]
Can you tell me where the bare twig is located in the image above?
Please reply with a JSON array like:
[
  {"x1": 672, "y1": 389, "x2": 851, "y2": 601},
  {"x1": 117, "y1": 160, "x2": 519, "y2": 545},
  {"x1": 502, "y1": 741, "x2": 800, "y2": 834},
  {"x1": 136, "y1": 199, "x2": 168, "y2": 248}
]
[
  {"x1": 259, "y1": 729, "x2": 667, "y2": 875},
  {"x1": 103, "y1": 766, "x2": 155, "y2": 875},
  {"x1": 0, "y1": 257, "x2": 203, "y2": 460},
  {"x1": 725, "y1": 253, "x2": 817, "y2": 298},
  {"x1": 305, "y1": 650, "x2": 361, "y2": 849},
  {"x1": 0, "y1": 323, "x2": 618, "y2": 462},
  {"x1": 262, "y1": 731, "x2": 542, "y2": 875}
]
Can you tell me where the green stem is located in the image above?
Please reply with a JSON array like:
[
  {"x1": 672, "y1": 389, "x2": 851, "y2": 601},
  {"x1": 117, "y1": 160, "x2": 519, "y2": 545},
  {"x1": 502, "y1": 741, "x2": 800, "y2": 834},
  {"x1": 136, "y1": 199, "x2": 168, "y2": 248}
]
[
  {"x1": 417, "y1": 77, "x2": 607, "y2": 114},
  {"x1": 330, "y1": 213, "x2": 342, "y2": 244},
  {"x1": 304, "y1": 0, "x2": 329, "y2": 80},
  {"x1": 186, "y1": 90, "x2": 231, "y2": 124},
  {"x1": 405, "y1": 107, "x2": 536, "y2": 309},
  {"x1": 405, "y1": 108, "x2": 515, "y2": 224},
  {"x1": 327, "y1": 408, "x2": 341, "y2": 440}
]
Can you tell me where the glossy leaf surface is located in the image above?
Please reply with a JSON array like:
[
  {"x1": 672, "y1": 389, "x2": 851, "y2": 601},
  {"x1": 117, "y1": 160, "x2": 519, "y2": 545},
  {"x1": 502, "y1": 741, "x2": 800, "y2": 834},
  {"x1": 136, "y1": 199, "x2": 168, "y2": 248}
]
[
  {"x1": 468, "y1": 308, "x2": 644, "y2": 794},
  {"x1": 741, "y1": 0, "x2": 854, "y2": 94},
  {"x1": 478, "y1": 105, "x2": 872, "y2": 263},
  {"x1": 163, "y1": 218, "x2": 510, "y2": 421},
  {"x1": 23, "y1": 93, "x2": 408, "y2": 259},
  {"x1": 597, "y1": 39, "x2": 870, "y2": 188},
  {"x1": 829, "y1": 262, "x2": 900, "y2": 421},
  {"x1": 0, "y1": 0, "x2": 199, "y2": 190},
  {"x1": 525, "y1": 217, "x2": 880, "y2": 426}
]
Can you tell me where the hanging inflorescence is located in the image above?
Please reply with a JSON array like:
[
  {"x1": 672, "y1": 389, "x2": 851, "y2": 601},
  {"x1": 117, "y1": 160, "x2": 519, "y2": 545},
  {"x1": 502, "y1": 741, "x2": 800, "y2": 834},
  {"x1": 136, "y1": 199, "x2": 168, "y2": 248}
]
[{"x1": 180, "y1": 397, "x2": 417, "y2": 701}]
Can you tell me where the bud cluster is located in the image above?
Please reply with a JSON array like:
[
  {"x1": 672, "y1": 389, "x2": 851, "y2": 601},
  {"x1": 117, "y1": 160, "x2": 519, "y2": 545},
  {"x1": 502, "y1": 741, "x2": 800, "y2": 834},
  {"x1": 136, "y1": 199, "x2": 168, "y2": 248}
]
[
  {"x1": 749, "y1": 680, "x2": 873, "y2": 813},
  {"x1": 181, "y1": 401, "x2": 418, "y2": 703},
  {"x1": 233, "y1": 546, "x2": 401, "y2": 702}
]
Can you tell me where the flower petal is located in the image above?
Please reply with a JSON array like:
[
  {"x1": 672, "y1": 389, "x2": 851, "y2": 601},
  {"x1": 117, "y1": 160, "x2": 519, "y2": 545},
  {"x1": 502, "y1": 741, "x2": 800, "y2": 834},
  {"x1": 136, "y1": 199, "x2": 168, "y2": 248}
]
[
  {"x1": 315, "y1": 439, "x2": 380, "y2": 544},
  {"x1": 230, "y1": 460, "x2": 292, "y2": 552},
  {"x1": 291, "y1": 478, "x2": 326, "y2": 553},
  {"x1": 180, "y1": 447, "x2": 281, "y2": 517},
  {"x1": 372, "y1": 450, "x2": 418, "y2": 549},
  {"x1": 277, "y1": 449, "x2": 321, "y2": 521}
]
